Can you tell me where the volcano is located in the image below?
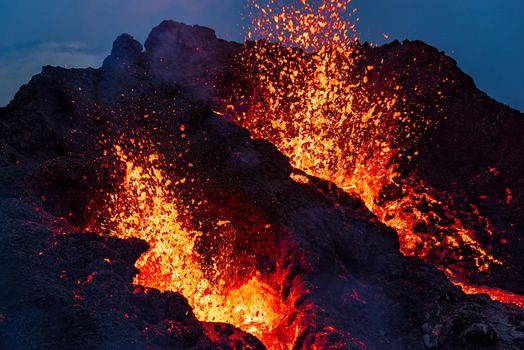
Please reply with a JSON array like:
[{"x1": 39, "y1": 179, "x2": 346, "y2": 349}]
[{"x1": 1, "y1": 17, "x2": 524, "y2": 350}]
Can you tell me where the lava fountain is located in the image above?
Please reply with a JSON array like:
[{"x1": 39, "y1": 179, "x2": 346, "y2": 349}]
[
  {"x1": 232, "y1": 0, "x2": 521, "y2": 307},
  {"x1": 89, "y1": 140, "x2": 293, "y2": 349},
  {"x1": 89, "y1": 2, "x2": 521, "y2": 349}
]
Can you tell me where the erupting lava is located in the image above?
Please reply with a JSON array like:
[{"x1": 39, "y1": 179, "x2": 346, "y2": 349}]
[
  {"x1": 93, "y1": 141, "x2": 289, "y2": 348},
  {"x1": 90, "y1": 1, "x2": 521, "y2": 349},
  {"x1": 234, "y1": 0, "x2": 515, "y2": 305}
]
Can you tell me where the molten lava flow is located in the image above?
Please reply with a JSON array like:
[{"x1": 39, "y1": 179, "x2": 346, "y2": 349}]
[
  {"x1": 232, "y1": 0, "x2": 509, "y2": 303},
  {"x1": 93, "y1": 143, "x2": 289, "y2": 348},
  {"x1": 451, "y1": 280, "x2": 524, "y2": 309}
]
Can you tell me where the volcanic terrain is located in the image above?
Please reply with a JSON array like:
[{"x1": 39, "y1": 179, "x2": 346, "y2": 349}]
[{"x1": 0, "y1": 20, "x2": 523, "y2": 350}]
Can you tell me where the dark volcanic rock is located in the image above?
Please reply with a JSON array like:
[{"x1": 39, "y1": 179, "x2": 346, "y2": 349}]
[
  {"x1": 0, "y1": 200, "x2": 263, "y2": 349},
  {"x1": 359, "y1": 40, "x2": 524, "y2": 293},
  {"x1": 144, "y1": 20, "x2": 241, "y2": 99},
  {"x1": 0, "y1": 21, "x2": 523, "y2": 350},
  {"x1": 103, "y1": 33, "x2": 144, "y2": 69}
]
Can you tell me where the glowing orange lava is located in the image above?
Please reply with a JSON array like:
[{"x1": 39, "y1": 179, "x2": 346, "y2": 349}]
[
  {"x1": 91, "y1": 3, "x2": 521, "y2": 350},
  {"x1": 234, "y1": 0, "x2": 516, "y2": 306},
  {"x1": 452, "y1": 280, "x2": 524, "y2": 309},
  {"x1": 93, "y1": 143, "x2": 290, "y2": 349}
]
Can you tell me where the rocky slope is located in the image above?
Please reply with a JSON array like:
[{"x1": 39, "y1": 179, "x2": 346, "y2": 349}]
[{"x1": 0, "y1": 21, "x2": 523, "y2": 349}]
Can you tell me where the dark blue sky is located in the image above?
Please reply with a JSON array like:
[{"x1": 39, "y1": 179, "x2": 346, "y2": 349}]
[{"x1": 0, "y1": 1, "x2": 522, "y2": 111}]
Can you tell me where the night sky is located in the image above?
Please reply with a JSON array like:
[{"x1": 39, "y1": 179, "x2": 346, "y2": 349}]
[{"x1": 0, "y1": 0, "x2": 522, "y2": 111}]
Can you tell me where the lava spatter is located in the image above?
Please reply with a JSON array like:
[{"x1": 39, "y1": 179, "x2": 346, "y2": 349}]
[
  {"x1": 89, "y1": 141, "x2": 291, "y2": 349},
  {"x1": 236, "y1": 0, "x2": 514, "y2": 306}
]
